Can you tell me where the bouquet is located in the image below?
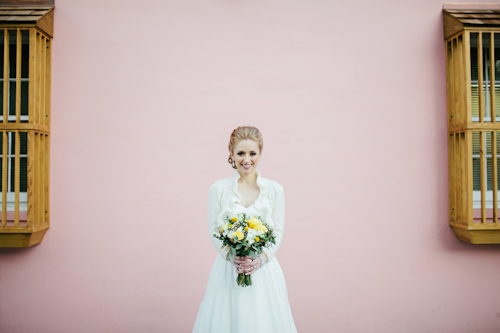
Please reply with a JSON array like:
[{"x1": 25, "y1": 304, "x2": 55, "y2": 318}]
[{"x1": 213, "y1": 212, "x2": 276, "y2": 287}]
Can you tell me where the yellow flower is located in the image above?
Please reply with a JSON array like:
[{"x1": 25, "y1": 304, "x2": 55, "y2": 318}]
[
  {"x1": 258, "y1": 225, "x2": 268, "y2": 233},
  {"x1": 229, "y1": 224, "x2": 233, "y2": 228},
  {"x1": 232, "y1": 230, "x2": 244, "y2": 241},
  {"x1": 222, "y1": 223, "x2": 229, "y2": 231},
  {"x1": 250, "y1": 217, "x2": 261, "y2": 224},
  {"x1": 255, "y1": 237, "x2": 260, "y2": 242},
  {"x1": 245, "y1": 227, "x2": 249, "y2": 231},
  {"x1": 248, "y1": 217, "x2": 262, "y2": 230},
  {"x1": 231, "y1": 217, "x2": 238, "y2": 223}
]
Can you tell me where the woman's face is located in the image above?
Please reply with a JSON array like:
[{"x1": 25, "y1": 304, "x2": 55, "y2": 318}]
[{"x1": 231, "y1": 139, "x2": 261, "y2": 176}]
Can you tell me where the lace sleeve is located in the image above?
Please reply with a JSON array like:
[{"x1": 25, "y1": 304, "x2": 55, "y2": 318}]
[
  {"x1": 208, "y1": 183, "x2": 229, "y2": 260},
  {"x1": 262, "y1": 185, "x2": 285, "y2": 263}
]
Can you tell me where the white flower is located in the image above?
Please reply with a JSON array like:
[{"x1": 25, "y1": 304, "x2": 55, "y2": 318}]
[{"x1": 247, "y1": 228, "x2": 258, "y2": 237}]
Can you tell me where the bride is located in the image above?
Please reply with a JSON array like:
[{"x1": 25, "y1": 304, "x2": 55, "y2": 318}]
[{"x1": 193, "y1": 126, "x2": 297, "y2": 333}]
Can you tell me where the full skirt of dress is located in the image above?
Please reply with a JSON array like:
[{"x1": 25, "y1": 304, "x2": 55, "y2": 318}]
[{"x1": 193, "y1": 254, "x2": 297, "y2": 333}]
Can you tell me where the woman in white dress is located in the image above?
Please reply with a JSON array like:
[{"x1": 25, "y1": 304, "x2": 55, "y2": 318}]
[{"x1": 193, "y1": 126, "x2": 297, "y2": 333}]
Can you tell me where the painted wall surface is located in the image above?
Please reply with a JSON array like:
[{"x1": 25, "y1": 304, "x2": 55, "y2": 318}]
[{"x1": 1, "y1": 0, "x2": 500, "y2": 332}]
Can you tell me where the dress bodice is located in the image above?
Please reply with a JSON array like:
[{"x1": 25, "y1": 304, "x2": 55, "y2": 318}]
[
  {"x1": 208, "y1": 170, "x2": 286, "y2": 264},
  {"x1": 233, "y1": 203, "x2": 263, "y2": 219}
]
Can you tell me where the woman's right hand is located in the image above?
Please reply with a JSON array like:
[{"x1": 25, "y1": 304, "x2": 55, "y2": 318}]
[{"x1": 232, "y1": 255, "x2": 256, "y2": 275}]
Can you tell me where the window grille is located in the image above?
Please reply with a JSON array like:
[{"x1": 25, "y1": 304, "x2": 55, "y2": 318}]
[
  {"x1": 444, "y1": 4, "x2": 500, "y2": 243},
  {"x1": 0, "y1": 5, "x2": 52, "y2": 247}
]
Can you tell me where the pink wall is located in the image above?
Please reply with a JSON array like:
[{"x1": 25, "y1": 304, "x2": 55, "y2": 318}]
[{"x1": 1, "y1": 0, "x2": 500, "y2": 332}]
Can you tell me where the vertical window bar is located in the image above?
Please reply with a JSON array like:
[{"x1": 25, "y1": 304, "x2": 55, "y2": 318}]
[
  {"x1": 35, "y1": 132, "x2": 39, "y2": 225},
  {"x1": 41, "y1": 37, "x2": 46, "y2": 126},
  {"x1": 464, "y1": 32, "x2": 473, "y2": 124},
  {"x1": 449, "y1": 133, "x2": 456, "y2": 222},
  {"x1": 3, "y1": 29, "x2": 8, "y2": 125},
  {"x1": 466, "y1": 130, "x2": 474, "y2": 225},
  {"x1": 35, "y1": 33, "x2": 40, "y2": 125},
  {"x1": 484, "y1": 33, "x2": 491, "y2": 120},
  {"x1": 461, "y1": 132, "x2": 467, "y2": 221},
  {"x1": 458, "y1": 35, "x2": 466, "y2": 125},
  {"x1": 464, "y1": 130, "x2": 474, "y2": 225},
  {"x1": 453, "y1": 38, "x2": 458, "y2": 127},
  {"x1": 453, "y1": 38, "x2": 462, "y2": 125},
  {"x1": 447, "y1": 41, "x2": 455, "y2": 127},
  {"x1": 45, "y1": 135, "x2": 50, "y2": 225},
  {"x1": 481, "y1": 130, "x2": 486, "y2": 223},
  {"x1": 14, "y1": 130, "x2": 19, "y2": 226},
  {"x1": 2, "y1": 131, "x2": 7, "y2": 225},
  {"x1": 493, "y1": 131, "x2": 498, "y2": 224},
  {"x1": 456, "y1": 133, "x2": 462, "y2": 222},
  {"x1": 45, "y1": 39, "x2": 50, "y2": 127},
  {"x1": 40, "y1": 134, "x2": 44, "y2": 223},
  {"x1": 491, "y1": 33, "x2": 496, "y2": 123},
  {"x1": 26, "y1": 131, "x2": 33, "y2": 228},
  {"x1": 28, "y1": 29, "x2": 35, "y2": 125},
  {"x1": 45, "y1": 135, "x2": 49, "y2": 224},
  {"x1": 479, "y1": 33, "x2": 485, "y2": 122},
  {"x1": 15, "y1": 30, "x2": 21, "y2": 123}
]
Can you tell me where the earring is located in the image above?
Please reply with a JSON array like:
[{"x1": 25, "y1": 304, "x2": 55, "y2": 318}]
[
  {"x1": 232, "y1": 160, "x2": 236, "y2": 167},
  {"x1": 259, "y1": 159, "x2": 261, "y2": 166}
]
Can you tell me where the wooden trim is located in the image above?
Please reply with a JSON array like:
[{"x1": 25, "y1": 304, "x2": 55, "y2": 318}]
[
  {"x1": 450, "y1": 123, "x2": 500, "y2": 132},
  {"x1": 15, "y1": 29, "x2": 20, "y2": 123},
  {"x1": 34, "y1": 132, "x2": 38, "y2": 225},
  {"x1": 40, "y1": 133, "x2": 44, "y2": 223},
  {"x1": 40, "y1": 36, "x2": 45, "y2": 126},
  {"x1": 14, "y1": 130, "x2": 19, "y2": 226},
  {"x1": 464, "y1": 31, "x2": 473, "y2": 125},
  {"x1": 453, "y1": 38, "x2": 460, "y2": 126},
  {"x1": 446, "y1": 30, "x2": 467, "y2": 42},
  {"x1": 493, "y1": 131, "x2": 498, "y2": 224},
  {"x1": 491, "y1": 33, "x2": 496, "y2": 123},
  {"x1": 36, "y1": 8, "x2": 52, "y2": 38},
  {"x1": 466, "y1": 130, "x2": 474, "y2": 225},
  {"x1": 478, "y1": 32, "x2": 484, "y2": 123},
  {"x1": 444, "y1": 11, "x2": 464, "y2": 40},
  {"x1": 449, "y1": 133, "x2": 456, "y2": 222},
  {"x1": 0, "y1": 123, "x2": 48, "y2": 132},
  {"x1": 3, "y1": 29, "x2": 8, "y2": 125},
  {"x1": 448, "y1": 40, "x2": 457, "y2": 128},
  {"x1": 28, "y1": 28, "x2": 34, "y2": 125},
  {"x1": 44, "y1": 133, "x2": 48, "y2": 225},
  {"x1": 461, "y1": 132, "x2": 467, "y2": 222},
  {"x1": 35, "y1": 31, "x2": 40, "y2": 125},
  {"x1": 447, "y1": 40, "x2": 454, "y2": 128},
  {"x1": 2, "y1": 131, "x2": 7, "y2": 227},
  {"x1": 480, "y1": 130, "x2": 486, "y2": 223},
  {"x1": 45, "y1": 38, "x2": 49, "y2": 129},
  {"x1": 458, "y1": 35, "x2": 467, "y2": 125},
  {"x1": 456, "y1": 134, "x2": 462, "y2": 222},
  {"x1": 26, "y1": 130, "x2": 33, "y2": 228}
]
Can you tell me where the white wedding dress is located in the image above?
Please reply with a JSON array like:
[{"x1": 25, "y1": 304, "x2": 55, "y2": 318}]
[{"x1": 193, "y1": 171, "x2": 297, "y2": 333}]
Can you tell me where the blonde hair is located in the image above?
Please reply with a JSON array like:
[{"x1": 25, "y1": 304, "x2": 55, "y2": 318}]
[{"x1": 228, "y1": 126, "x2": 263, "y2": 169}]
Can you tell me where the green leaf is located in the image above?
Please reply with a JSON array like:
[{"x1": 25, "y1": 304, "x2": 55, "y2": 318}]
[
  {"x1": 236, "y1": 244, "x2": 243, "y2": 250},
  {"x1": 232, "y1": 247, "x2": 236, "y2": 255},
  {"x1": 249, "y1": 250, "x2": 256, "y2": 259},
  {"x1": 229, "y1": 252, "x2": 233, "y2": 263}
]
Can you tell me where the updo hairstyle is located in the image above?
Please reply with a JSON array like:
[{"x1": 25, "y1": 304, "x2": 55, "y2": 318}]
[{"x1": 228, "y1": 126, "x2": 263, "y2": 169}]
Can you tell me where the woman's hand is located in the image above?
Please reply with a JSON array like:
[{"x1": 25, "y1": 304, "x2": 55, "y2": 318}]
[{"x1": 233, "y1": 255, "x2": 261, "y2": 275}]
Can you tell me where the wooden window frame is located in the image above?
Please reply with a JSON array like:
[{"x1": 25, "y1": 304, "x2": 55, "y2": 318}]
[{"x1": 0, "y1": 3, "x2": 53, "y2": 247}]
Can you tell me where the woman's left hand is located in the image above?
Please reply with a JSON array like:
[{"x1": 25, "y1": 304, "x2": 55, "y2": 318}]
[{"x1": 233, "y1": 255, "x2": 261, "y2": 275}]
